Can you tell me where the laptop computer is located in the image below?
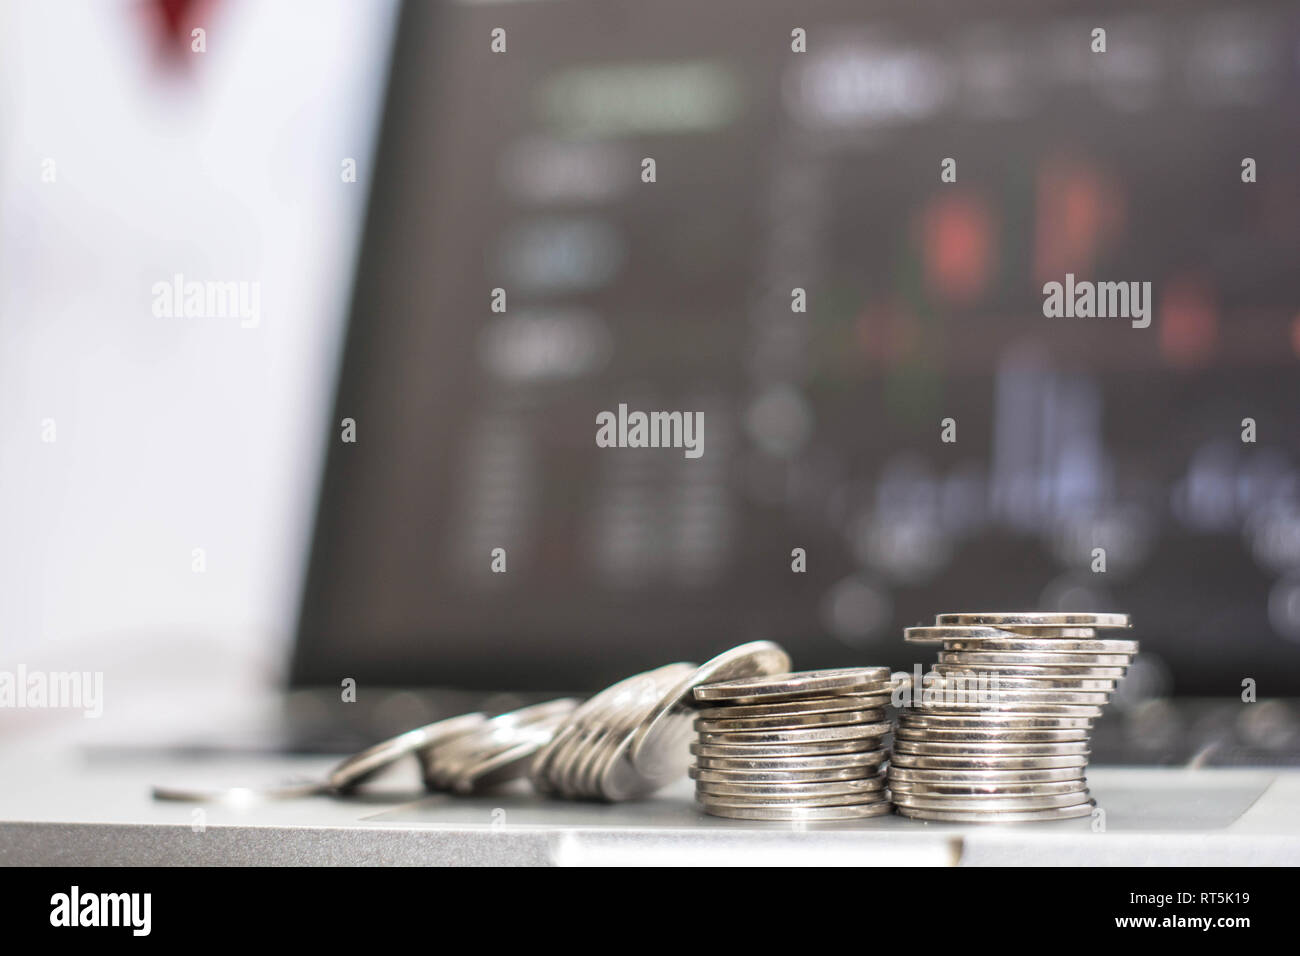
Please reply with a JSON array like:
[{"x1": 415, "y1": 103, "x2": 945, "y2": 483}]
[{"x1": 4, "y1": 0, "x2": 1300, "y2": 864}]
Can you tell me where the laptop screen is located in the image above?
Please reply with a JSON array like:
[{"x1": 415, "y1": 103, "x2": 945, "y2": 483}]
[{"x1": 292, "y1": 0, "x2": 1300, "y2": 695}]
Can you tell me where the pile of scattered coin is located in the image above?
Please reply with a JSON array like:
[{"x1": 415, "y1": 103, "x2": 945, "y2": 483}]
[
  {"x1": 420, "y1": 698, "x2": 578, "y2": 794},
  {"x1": 688, "y1": 667, "x2": 898, "y2": 821},
  {"x1": 529, "y1": 642, "x2": 792, "y2": 800},
  {"x1": 892, "y1": 612, "x2": 1136, "y2": 823}
]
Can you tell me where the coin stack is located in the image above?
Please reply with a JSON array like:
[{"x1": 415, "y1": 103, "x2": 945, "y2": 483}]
[
  {"x1": 689, "y1": 668, "x2": 898, "y2": 822},
  {"x1": 530, "y1": 642, "x2": 792, "y2": 801},
  {"x1": 892, "y1": 612, "x2": 1136, "y2": 823}
]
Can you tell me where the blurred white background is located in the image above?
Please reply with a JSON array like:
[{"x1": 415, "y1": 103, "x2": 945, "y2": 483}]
[{"x1": 0, "y1": 0, "x2": 398, "y2": 737}]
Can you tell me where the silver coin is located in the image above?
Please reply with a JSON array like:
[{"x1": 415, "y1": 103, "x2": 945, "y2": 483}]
[
  {"x1": 897, "y1": 713, "x2": 1093, "y2": 731},
  {"x1": 918, "y1": 687, "x2": 1112, "y2": 706},
  {"x1": 693, "y1": 667, "x2": 894, "y2": 704},
  {"x1": 888, "y1": 779, "x2": 1089, "y2": 797},
  {"x1": 892, "y1": 790, "x2": 1093, "y2": 811},
  {"x1": 429, "y1": 699, "x2": 574, "y2": 761},
  {"x1": 905, "y1": 626, "x2": 1015, "y2": 644},
  {"x1": 929, "y1": 671, "x2": 1118, "y2": 690},
  {"x1": 890, "y1": 752, "x2": 1088, "y2": 770},
  {"x1": 628, "y1": 642, "x2": 791, "y2": 777},
  {"x1": 531, "y1": 722, "x2": 588, "y2": 796},
  {"x1": 700, "y1": 801, "x2": 895, "y2": 821},
  {"x1": 693, "y1": 749, "x2": 889, "y2": 772},
  {"x1": 697, "y1": 789, "x2": 889, "y2": 809},
  {"x1": 895, "y1": 802, "x2": 1095, "y2": 823},
  {"x1": 425, "y1": 699, "x2": 577, "y2": 790},
  {"x1": 531, "y1": 668, "x2": 672, "y2": 788},
  {"x1": 579, "y1": 664, "x2": 690, "y2": 799},
  {"x1": 695, "y1": 708, "x2": 888, "y2": 733},
  {"x1": 532, "y1": 664, "x2": 692, "y2": 797},
  {"x1": 690, "y1": 764, "x2": 884, "y2": 785},
  {"x1": 696, "y1": 693, "x2": 895, "y2": 720},
  {"x1": 894, "y1": 733, "x2": 1086, "y2": 749},
  {"x1": 696, "y1": 777, "x2": 887, "y2": 797},
  {"x1": 527, "y1": 720, "x2": 580, "y2": 794},
  {"x1": 555, "y1": 726, "x2": 604, "y2": 798},
  {"x1": 600, "y1": 708, "x2": 702, "y2": 798},
  {"x1": 697, "y1": 722, "x2": 892, "y2": 747},
  {"x1": 906, "y1": 701, "x2": 1105, "y2": 718},
  {"x1": 691, "y1": 739, "x2": 880, "y2": 759},
  {"x1": 588, "y1": 663, "x2": 705, "y2": 800},
  {"x1": 923, "y1": 626, "x2": 1104, "y2": 640},
  {"x1": 887, "y1": 766, "x2": 1086, "y2": 784},
  {"x1": 938, "y1": 650, "x2": 1133, "y2": 666},
  {"x1": 152, "y1": 777, "x2": 327, "y2": 803},
  {"x1": 974, "y1": 627, "x2": 1103, "y2": 638},
  {"x1": 894, "y1": 739, "x2": 1090, "y2": 756},
  {"x1": 940, "y1": 637, "x2": 1138, "y2": 655},
  {"x1": 935, "y1": 612, "x2": 1130, "y2": 628},
  {"x1": 328, "y1": 712, "x2": 488, "y2": 791},
  {"x1": 450, "y1": 723, "x2": 565, "y2": 794},
  {"x1": 936, "y1": 663, "x2": 1128, "y2": 679}
]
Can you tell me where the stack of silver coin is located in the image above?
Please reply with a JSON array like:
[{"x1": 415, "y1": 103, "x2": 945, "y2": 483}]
[
  {"x1": 689, "y1": 668, "x2": 898, "y2": 822},
  {"x1": 892, "y1": 612, "x2": 1136, "y2": 823},
  {"x1": 530, "y1": 642, "x2": 792, "y2": 801}
]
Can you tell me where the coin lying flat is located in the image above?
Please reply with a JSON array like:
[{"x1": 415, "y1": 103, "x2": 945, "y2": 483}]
[
  {"x1": 922, "y1": 688, "x2": 1113, "y2": 706},
  {"x1": 935, "y1": 663, "x2": 1129, "y2": 680},
  {"x1": 894, "y1": 739, "x2": 1090, "y2": 756},
  {"x1": 689, "y1": 764, "x2": 881, "y2": 784},
  {"x1": 697, "y1": 722, "x2": 892, "y2": 746},
  {"x1": 904, "y1": 626, "x2": 1016, "y2": 644},
  {"x1": 887, "y1": 766, "x2": 1086, "y2": 785},
  {"x1": 908, "y1": 701, "x2": 1105, "y2": 718},
  {"x1": 701, "y1": 802, "x2": 895, "y2": 822},
  {"x1": 929, "y1": 672, "x2": 1118, "y2": 690},
  {"x1": 696, "y1": 693, "x2": 895, "y2": 720},
  {"x1": 935, "y1": 612, "x2": 1130, "y2": 628},
  {"x1": 693, "y1": 668, "x2": 894, "y2": 704},
  {"x1": 895, "y1": 802, "x2": 1095, "y2": 823},
  {"x1": 628, "y1": 641, "x2": 792, "y2": 778},
  {"x1": 695, "y1": 708, "x2": 888, "y2": 733},
  {"x1": 889, "y1": 779, "x2": 1088, "y2": 797},
  {"x1": 698, "y1": 788, "x2": 890, "y2": 809},
  {"x1": 890, "y1": 752, "x2": 1088, "y2": 770},
  {"x1": 939, "y1": 637, "x2": 1138, "y2": 654},
  {"x1": 920, "y1": 626, "x2": 1105, "y2": 640},
  {"x1": 894, "y1": 727, "x2": 1089, "y2": 743},
  {"x1": 897, "y1": 714, "x2": 1093, "y2": 731},
  {"x1": 892, "y1": 789, "x2": 1092, "y2": 812},
  {"x1": 692, "y1": 749, "x2": 890, "y2": 772},
  {"x1": 692, "y1": 739, "x2": 879, "y2": 759},
  {"x1": 152, "y1": 777, "x2": 329, "y2": 803},
  {"x1": 938, "y1": 650, "x2": 1133, "y2": 666},
  {"x1": 695, "y1": 776, "x2": 888, "y2": 797}
]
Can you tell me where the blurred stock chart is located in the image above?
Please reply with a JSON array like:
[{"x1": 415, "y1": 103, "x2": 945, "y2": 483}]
[{"x1": 296, "y1": 0, "x2": 1300, "y2": 762}]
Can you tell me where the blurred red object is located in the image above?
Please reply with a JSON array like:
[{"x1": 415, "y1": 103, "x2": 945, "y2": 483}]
[
  {"x1": 143, "y1": 0, "x2": 219, "y2": 70},
  {"x1": 919, "y1": 192, "x2": 996, "y2": 305}
]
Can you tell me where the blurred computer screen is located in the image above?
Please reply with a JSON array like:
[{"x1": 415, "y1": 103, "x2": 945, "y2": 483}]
[{"x1": 294, "y1": 0, "x2": 1300, "y2": 700}]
